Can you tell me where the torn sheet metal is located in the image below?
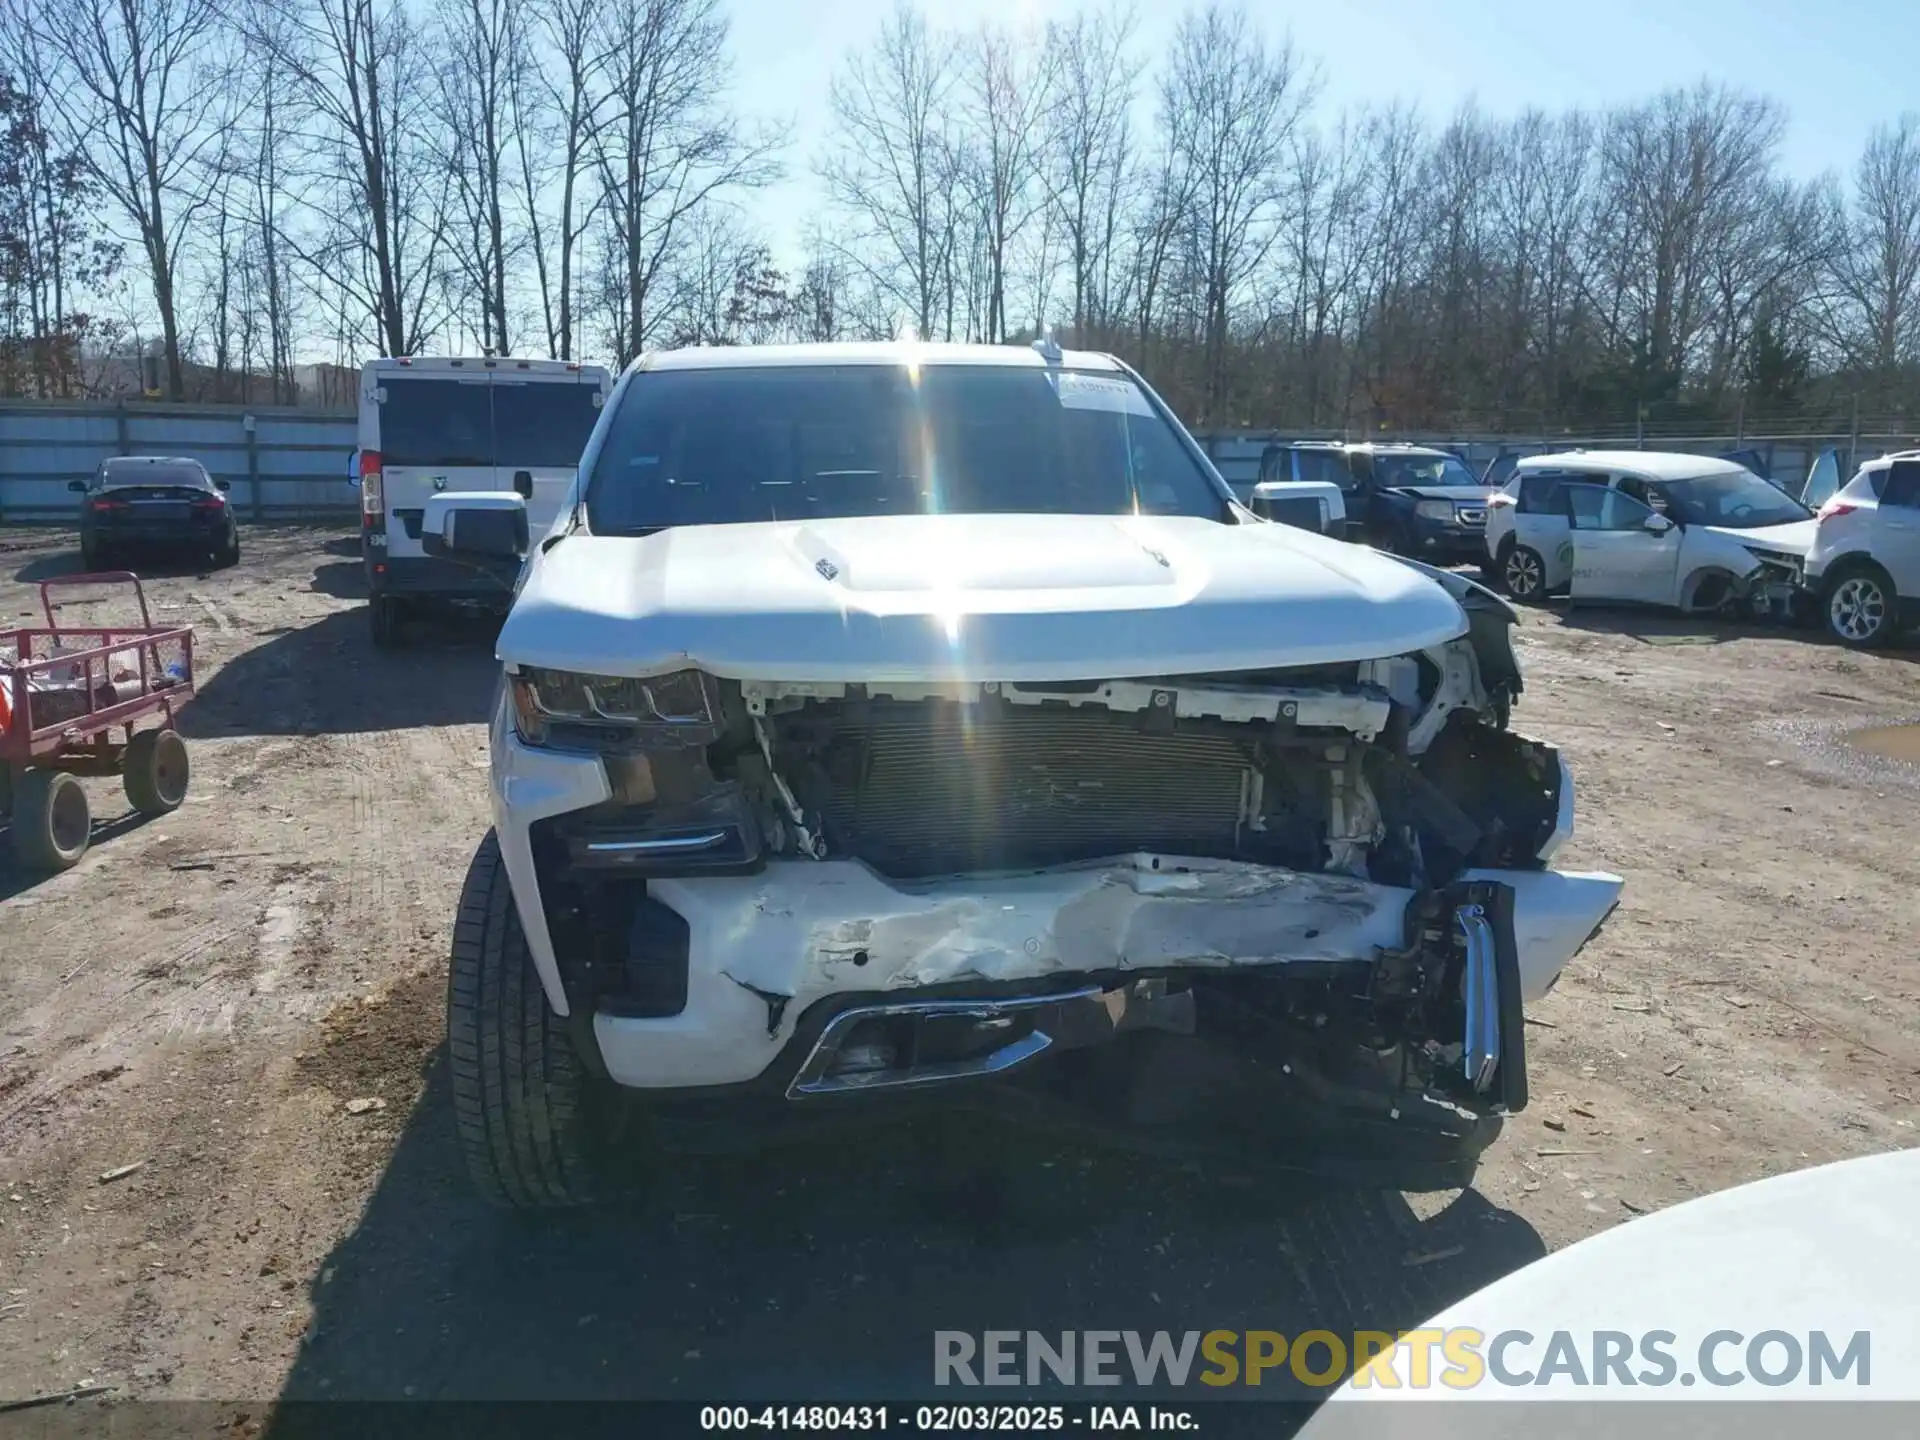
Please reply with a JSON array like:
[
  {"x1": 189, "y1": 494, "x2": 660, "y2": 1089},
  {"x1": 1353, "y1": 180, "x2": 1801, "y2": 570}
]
[{"x1": 654, "y1": 853, "x2": 1412, "y2": 1001}]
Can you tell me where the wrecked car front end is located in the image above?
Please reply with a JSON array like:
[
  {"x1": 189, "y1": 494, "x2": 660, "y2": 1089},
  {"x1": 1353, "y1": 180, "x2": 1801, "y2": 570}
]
[{"x1": 487, "y1": 599, "x2": 1621, "y2": 1191}]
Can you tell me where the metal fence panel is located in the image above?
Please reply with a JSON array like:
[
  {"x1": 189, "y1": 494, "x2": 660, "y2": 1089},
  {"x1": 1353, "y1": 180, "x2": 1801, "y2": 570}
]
[
  {"x1": 9, "y1": 401, "x2": 1915, "y2": 525},
  {"x1": 0, "y1": 400, "x2": 357, "y2": 523}
]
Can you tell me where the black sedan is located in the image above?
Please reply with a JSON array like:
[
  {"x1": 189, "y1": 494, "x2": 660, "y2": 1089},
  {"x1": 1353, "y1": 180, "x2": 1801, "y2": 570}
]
[{"x1": 71, "y1": 456, "x2": 240, "y2": 569}]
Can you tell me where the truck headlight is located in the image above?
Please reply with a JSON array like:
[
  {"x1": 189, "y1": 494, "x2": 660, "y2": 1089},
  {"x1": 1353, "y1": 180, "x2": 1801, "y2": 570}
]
[
  {"x1": 509, "y1": 666, "x2": 718, "y2": 747},
  {"x1": 1415, "y1": 500, "x2": 1456, "y2": 522}
]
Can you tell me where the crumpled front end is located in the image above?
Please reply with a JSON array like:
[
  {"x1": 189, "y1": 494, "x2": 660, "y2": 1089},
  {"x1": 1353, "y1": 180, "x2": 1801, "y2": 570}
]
[{"x1": 487, "y1": 623, "x2": 1621, "y2": 1188}]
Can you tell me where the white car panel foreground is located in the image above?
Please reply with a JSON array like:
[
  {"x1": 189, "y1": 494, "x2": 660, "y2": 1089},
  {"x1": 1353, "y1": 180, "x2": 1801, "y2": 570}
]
[
  {"x1": 1300, "y1": 1149, "x2": 1920, "y2": 1437},
  {"x1": 435, "y1": 340, "x2": 1624, "y2": 1209}
]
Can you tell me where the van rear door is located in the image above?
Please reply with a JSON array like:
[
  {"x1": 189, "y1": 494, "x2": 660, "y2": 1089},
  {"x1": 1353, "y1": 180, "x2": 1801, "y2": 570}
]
[
  {"x1": 376, "y1": 376, "x2": 495, "y2": 561},
  {"x1": 490, "y1": 377, "x2": 604, "y2": 536}
]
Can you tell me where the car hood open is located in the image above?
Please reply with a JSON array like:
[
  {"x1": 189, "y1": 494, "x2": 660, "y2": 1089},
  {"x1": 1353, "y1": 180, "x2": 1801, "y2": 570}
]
[{"x1": 498, "y1": 513, "x2": 1471, "y2": 682}]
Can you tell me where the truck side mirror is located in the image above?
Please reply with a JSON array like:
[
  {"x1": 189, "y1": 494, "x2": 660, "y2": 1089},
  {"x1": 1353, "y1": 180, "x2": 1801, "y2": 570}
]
[{"x1": 422, "y1": 492, "x2": 528, "y2": 559}]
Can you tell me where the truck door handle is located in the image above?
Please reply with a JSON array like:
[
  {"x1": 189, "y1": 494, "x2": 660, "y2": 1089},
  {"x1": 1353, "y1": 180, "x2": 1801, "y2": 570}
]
[{"x1": 513, "y1": 470, "x2": 533, "y2": 499}]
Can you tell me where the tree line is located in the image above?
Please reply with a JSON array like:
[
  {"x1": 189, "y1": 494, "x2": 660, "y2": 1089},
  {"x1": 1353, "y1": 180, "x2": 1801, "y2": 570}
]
[{"x1": 2, "y1": 0, "x2": 1918, "y2": 433}]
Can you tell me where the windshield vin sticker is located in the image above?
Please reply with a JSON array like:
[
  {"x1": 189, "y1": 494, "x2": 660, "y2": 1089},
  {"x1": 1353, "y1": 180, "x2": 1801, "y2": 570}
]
[{"x1": 1049, "y1": 372, "x2": 1153, "y2": 416}]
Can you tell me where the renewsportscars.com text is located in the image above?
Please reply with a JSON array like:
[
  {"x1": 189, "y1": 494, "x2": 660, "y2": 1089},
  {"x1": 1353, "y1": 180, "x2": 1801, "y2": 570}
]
[{"x1": 933, "y1": 1329, "x2": 1871, "y2": 1390}]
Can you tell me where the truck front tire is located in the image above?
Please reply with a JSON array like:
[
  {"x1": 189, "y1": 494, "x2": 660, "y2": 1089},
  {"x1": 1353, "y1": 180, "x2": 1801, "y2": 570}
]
[{"x1": 447, "y1": 831, "x2": 597, "y2": 1208}]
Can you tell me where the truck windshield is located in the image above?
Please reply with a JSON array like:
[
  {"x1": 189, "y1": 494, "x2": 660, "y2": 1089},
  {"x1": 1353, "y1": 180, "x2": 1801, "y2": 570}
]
[
  {"x1": 1658, "y1": 470, "x2": 1812, "y2": 529},
  {"x1": 1373, "y1": 454, "x2": 1481, "y2": 489},
  {"x1": 584, "y1": 364, "x2": 1228, "y2": 534}
]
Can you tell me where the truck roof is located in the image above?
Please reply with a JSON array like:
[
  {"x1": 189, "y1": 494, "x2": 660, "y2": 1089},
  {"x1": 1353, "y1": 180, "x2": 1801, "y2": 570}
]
[
  {"x1": 361, "y1": 356, "x2": 608, "y2": 378},
  {"x1": 634, "y1": 341, "x2": 1125, "y2": 373}
]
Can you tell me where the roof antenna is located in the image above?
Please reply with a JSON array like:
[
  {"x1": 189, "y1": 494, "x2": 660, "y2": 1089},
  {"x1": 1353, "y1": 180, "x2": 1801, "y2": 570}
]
[{"x1": 1031, "y1": 323, "x2": 1061, "y2": 364}]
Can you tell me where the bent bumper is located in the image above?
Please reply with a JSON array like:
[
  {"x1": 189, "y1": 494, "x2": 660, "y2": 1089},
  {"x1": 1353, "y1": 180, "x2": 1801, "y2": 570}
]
[
  {"x1": 489, "y1": 712, "x2": 1624, "y2": 1099},
  {"x1": 367, "y1": 551, "x2": 519, "y2": 603}
]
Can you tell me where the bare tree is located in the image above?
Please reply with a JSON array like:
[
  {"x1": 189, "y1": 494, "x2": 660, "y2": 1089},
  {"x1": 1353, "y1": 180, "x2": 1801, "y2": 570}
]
[
  {"x1": 1826, "y1": 113, "x2": 1920, "y2": 379},
  {"x1": 257, "y1": 0, "x2": 452, "y2": 356},
  {"x1": 1590, "y1": 84, "x2": 1786, "y2": 394},
  {"x1": 27, "y1": 0, "x2": 225, "y2": 398},
  {"x1": 818, "y1": 1, "x2": 958, "y2": 339},
  {"x1": 656, "y1": 204, "x2": 771, "y2": 345},
  {"x1": 242, "y1": 19, "x2": 297, "y2": 402},
  {"x1": 0, "y1": 19, "x2": 124, "y2": 397},
  {"x1": 435, "y1": 0, "x2": 523, "y2": 353},
  {"x1": 958, "y1": 23, "x2": 1053, "y2": 343},
  {"x1": 1496, "y1": 109, "x2": 1594, "y2": 415},
  {"x1": 583, "y1": 0, "x2": 782, "y2": 364},
  {"x1": 1283, "y1": 111, "x2": 1372, "y2": 423},
  {"x1": 1159, "y1": 3, "x2": 1314, "y2": 420},
  {"x1": 1042, "y1": 2, "x2": 1139, "y2": 342},
  {"x1": 522, "y1": 0, "x2": 614, "y2": 359}
]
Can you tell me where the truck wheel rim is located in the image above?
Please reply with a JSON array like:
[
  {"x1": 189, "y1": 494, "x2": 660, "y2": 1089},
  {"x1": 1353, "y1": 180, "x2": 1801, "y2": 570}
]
[
  {"x1": 1830, "y1": 577, "x2": 1885, "y2": 640},
  {"x1": 1505, "y1": 549, "x2": 1541, "y2": 596}
]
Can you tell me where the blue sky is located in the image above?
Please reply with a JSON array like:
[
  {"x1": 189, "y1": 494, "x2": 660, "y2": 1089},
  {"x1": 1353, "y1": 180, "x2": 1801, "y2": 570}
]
[{"x1": 727, "y1": 0, "x2": 1920, "y2": 261}]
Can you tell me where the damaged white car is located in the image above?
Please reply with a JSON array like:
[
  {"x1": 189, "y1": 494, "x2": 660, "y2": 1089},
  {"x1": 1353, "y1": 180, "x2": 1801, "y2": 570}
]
[{"x1": 427, "y1": 341, "x2": 1624, "y2": 1208}]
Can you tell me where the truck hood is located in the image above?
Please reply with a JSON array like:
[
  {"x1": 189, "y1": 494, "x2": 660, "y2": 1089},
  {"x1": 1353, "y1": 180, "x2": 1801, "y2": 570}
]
[
  {"x1": 1700, "y1": 516, "x2": 1817, "y2": 558},
  {"x1": 498, "y1": 513, "x2": 1471, "y2": 682}
]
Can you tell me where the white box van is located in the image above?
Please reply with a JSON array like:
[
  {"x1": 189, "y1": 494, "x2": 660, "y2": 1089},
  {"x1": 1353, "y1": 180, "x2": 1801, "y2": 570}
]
[{"x1": 357, "y1": 356, "x2": 612, "y2": 645}]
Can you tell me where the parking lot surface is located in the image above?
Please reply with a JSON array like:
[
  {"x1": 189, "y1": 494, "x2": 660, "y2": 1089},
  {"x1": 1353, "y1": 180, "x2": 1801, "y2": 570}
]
[{"x1": 1, "y1": 524, "x2": 1917, "y2": 1405}]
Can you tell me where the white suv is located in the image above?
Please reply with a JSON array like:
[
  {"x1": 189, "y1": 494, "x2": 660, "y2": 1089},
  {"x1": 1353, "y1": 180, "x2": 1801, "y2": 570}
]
[
  {"x1": 425, "y1": 341, "x2": 1622, "y2": 1208},
  {"x1": 1804, "y1": 452, "x2": 1920, "y2": 647},
  {"x1": 1484, "y1": 450, "x2": 1814, "y2": 616}
]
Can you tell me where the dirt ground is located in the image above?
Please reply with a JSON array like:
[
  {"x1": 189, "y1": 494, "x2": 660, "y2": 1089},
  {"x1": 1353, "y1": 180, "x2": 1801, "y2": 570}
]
[{"x1": 1, "y1": 523, "x2": 1917, "y2": 1411}]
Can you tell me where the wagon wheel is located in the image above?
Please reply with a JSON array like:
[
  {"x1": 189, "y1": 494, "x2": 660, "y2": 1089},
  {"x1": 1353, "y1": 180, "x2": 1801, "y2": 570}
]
[
  {"x1": 10, "y1": 769, "x2": 93, "y2": 871},
  {"x1": 124, "y1": 728, "x2": 190, "y2": 816}
]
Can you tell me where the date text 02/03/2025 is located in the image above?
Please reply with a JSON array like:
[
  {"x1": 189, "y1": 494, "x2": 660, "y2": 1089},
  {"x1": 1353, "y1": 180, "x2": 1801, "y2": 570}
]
[{"x1": 697, "y1": 1405, "x2": 1203, "y2": 1432}]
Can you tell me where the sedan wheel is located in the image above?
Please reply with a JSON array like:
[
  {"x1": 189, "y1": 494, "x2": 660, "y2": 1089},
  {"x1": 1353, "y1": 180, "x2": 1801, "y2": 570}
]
[
  {"x1": 1826, "y1": 573, "x2": 1891, "y2": 646},
  {"x1": 1502, "y1": 545, "x2": 1546, "y2": 602}
]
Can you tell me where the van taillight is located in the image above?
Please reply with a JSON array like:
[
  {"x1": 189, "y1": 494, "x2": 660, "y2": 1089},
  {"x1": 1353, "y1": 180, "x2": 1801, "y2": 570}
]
[
  {"x1": 360, "y1": 450, "x2": 383, "y2": 524},
  {"x1": 1817, "y1": 500, "x2": 1858, "y2": 522}
]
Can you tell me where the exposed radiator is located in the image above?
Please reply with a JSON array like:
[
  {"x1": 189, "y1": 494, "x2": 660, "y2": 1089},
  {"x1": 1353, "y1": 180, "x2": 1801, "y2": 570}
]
[{"x1": 777, "y1": 701, "x2": 1263, "y2": 878}]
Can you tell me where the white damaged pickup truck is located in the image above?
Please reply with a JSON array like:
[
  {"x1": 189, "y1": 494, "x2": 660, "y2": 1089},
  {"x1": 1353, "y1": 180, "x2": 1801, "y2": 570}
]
[{"x1": 430, "y1": 340, "x2": 1623, "y2": 1208}]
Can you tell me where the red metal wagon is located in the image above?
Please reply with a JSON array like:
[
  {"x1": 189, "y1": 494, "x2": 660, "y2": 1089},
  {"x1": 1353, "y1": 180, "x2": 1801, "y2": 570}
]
[{"x1": 0, "y1": 572, "x2": 196, "y2": 871}]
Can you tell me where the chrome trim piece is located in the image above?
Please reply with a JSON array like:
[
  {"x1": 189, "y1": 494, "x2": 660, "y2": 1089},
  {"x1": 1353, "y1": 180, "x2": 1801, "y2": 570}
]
[
  {"x1": 1457, "y1": 903, "x2": 1500, "y2": 1093},
  {"x1": 584, "y1": 830, "x2": 730, "y2": 855},
  {"x1": 786, "y1": 981, "x2": 1196, "y2": 1099}
]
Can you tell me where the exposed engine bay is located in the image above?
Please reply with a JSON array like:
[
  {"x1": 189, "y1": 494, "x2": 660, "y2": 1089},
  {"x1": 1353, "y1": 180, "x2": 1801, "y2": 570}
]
[
  {"x1": 505, "y1": 614, "x2": 1588, "y2": 1176},
  {"x1": 529, "y1": 630, "x2": 1557, "y2": 894}
]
